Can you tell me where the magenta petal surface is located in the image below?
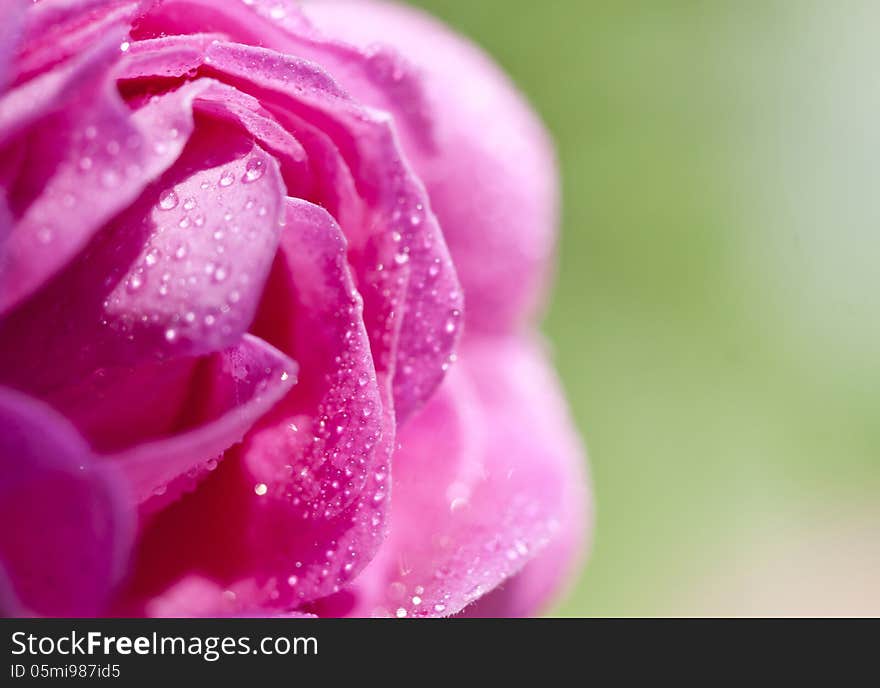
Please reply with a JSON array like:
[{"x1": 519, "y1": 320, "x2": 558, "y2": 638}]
[
  {"x1": 119, "y1": 199, "x2": 391, "y2": 615},
  {"x1": 0, "y1": 2, "x2": 25, "y2": 93},
  {"x1": 0, "y1": 387, "x2": 133, "y2": 617},
  {"x1": 336, "y1": 336, "x2": 589, "y2": 618},
  {"x1": 0, "y1": 42, "x2": 202, "y2": 316},
  {"x1": 0, "y1": 114, "x2": 285, "y2": 394},
  {"x1": 112, "y1": 334, "x2": 296, "y2": 508},
  {"x1": 145, "y1": 576, "x2": 317, "y2": 618},
  {"x1": 304, "y1": 0, "x2": 559, "y2": 333},
  {"x1": 121, "y1": 9, "x2": 463, "y2": 419}
]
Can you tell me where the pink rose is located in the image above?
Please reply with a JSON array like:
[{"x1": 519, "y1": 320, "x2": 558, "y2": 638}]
[{"x1": 0, "y1": 0, "x2": 590, "y2": 618}]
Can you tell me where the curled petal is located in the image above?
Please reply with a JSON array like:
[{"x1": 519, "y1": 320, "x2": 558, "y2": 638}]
[
  {"x1": 14, "y1": 0, "x2": 141, "y2": 84},
  {"x1": 458, "y1": 495, "x2": 589, "y2": 617},
  {"x1": 330, "y1": 336, "x2": 589, "y2": 618},
  {"x1": 46, "y1": 357, "x2": 199, "y2": 453},
  {"x1": 117, "y1": 200, "x2": 391, "y2": 615},
  {"x1": 303, "y1": 0, "x2": 559, "y2": 333},
  {"x1": 0, "y1": 57, "x2": 204, "y2": 316},
  {"x1": 129, "y1": 1, "x2": 464, "y2": 420},
  {"x1": 0, "y1": 387, "x2": 133, "y2": 616},
  {"x1": 205, "y1": 40, "x2": 462, "y2": 421},
  {"x1": 112, "y1": 334, "x2": 296, "y2": 508},
  {"x1": 0, "y1": 110, "x2": 285, "y2": 394}
]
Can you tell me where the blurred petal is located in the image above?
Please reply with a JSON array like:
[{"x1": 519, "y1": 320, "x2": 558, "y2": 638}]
[
  {"x1": 0, "y1": 113, "x2": 285, "y2": 394},
  {"x1": 117, "y1": 200, "x2": 392, "y2": 615},
  {"x1": 0, "y1": 387, "x2": 133, "y2": 617},
  {"x1": 14, "y1": 0, "x2": 140, "y2": 84},
  {"x1": 0, "y1": 1, "x2": 26, "y2": 93},
  {"x1": 458, "y1": 495, "x2": 589, "y2": 617},
  {"x1": 303, "y1": 0, "x2": 559, "y2": 333},
  {"x1": 325, "y1": 336, "x2": 589, "y2": 618}
]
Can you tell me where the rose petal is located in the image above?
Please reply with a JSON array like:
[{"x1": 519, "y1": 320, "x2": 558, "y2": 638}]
[
  {"x1": 0, "y1": 386, "x2": 133, "y2": 617},
  {"x1": 0, "y1": 2, "x2": 26, "y2": 93},
  {"x1": 458, "y1": 495, "x2": 589, "y2": 618},
  {"x1": 144, "y1": 576, "x2": 316, "y2": 618},
  {"x1": 46, "y1": 356, "x2": 198, "y2": 453},
  {"x1": 14, "y1": 0, "x2": 140, "y2": 84},
  {"x1": 113, "y1": 334, "x2": 296, "y2": 507},
  {"x1": 207, "y1": 40, "x2": 463, "y2": 421},
  {"x1": 117, "y1": 199, "x2": 391, "y2": 615},
  {"x1": 0, "y1": 57, "x2": 206, "y2": 316},
  {"x1": 303, "y1": 0, "x2": 559, "y2": 333},
  {"x1": 0, "y1": 112, "x2": 285, "y2": 394},
  {"x1": 327, "y1": 336, "x2": 589, "y2": 618},
  {"x1": 129, "y1": 2, "x2": 463, "y2": 419}
]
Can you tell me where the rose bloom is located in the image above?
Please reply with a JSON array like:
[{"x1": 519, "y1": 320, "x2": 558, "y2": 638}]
[{"x1": 0, "y1": 0, "x2": 590, "y2": 618}]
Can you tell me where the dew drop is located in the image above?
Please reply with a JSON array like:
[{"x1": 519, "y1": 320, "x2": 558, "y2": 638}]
[
  {"x1": 164, "y1": 328, "x2": 177, "y2": 342},
  {"x1": 243, "y1": 158, "x2": 265, "y2": 183},
  {"x1": 158, "y1": 189, "x2": 179, "y2": 211},
  {"x1": 254, "y1": 483, "x2": 268, "y2": 496},
  {"x1": 219, "y1": 170, "x2": 235, "y2": 187}
]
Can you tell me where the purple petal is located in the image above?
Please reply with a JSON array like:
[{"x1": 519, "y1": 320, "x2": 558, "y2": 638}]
[
  {"x1": 113, "y1": 334, "x2": 296, "y2": 507},
  {"x1": 0, "y1": 1, "x2": 26, "y2": 93},
  {"x1": 0, "y1": 56, "x2": 205, "y2": 316},
  {"x1": 14, "y1": 0, "x2": 141, "y2": 84},
  {"x1": 0, "y1": 115, "x2": 285, "y2": 394},
  {"x1": 0, "y1": 386, "x2": 133, "y2": 616}
]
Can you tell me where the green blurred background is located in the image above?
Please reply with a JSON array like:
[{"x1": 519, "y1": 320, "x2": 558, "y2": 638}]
[{"x1": 407, "y1": 0, "x2": 880, "y2": 616}]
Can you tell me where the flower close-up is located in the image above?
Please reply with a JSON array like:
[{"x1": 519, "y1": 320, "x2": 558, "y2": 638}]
[{"x1": 0, "y1": 0, "x2": 589, "y2": 619}]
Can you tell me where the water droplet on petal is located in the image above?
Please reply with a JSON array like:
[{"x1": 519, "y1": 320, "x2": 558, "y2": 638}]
[
  {"x1": 219, "y1": 170, "x2": 235, "y2": 187},
  {"x1": 158, "y1": 189, "x2": 179, "y2": 211},
  {"x1": 242, "y1": 158, "x2": 265, "y2": 183}
]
